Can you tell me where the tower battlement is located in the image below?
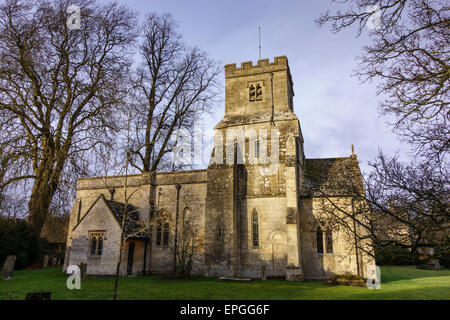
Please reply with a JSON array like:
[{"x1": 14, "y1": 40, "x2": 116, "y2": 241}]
[
  {"x1": 225, "y1": 56, "x2": 290, "y2": 78},
  {"x1": 223, "y1": 55, "x2": 294, "y2": 116}
]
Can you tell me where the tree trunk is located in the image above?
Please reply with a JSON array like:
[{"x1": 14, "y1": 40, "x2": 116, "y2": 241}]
[{"x1": 28, "y1": 176, "x2": 55, "y2": 234}]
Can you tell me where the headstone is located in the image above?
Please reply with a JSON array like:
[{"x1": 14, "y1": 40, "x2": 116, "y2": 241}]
[
  {"x1": 285, "y1": 265, "x2": 304, "y2": 282},
  {"x1": 1, "y1": 255, "x2": 17, "y2": 280},
  {"x1": 51, "y1": 257, "x2": 57, "y2": 266},
  {"x1": 56, "y1": 258, "x2": 61, "y2": 266},
  {"x1": 79, "y1": 262, "x2": 87, "y2": 280},
  {"x1": 25, "y1": 292, "x2": 51, "y2": 300},
  {"x1": 261, "y1": 265, "x2": 267, "y2": 281},
  {"x1": 42, "y1": 255, "x2": 49, "y2": 268}
]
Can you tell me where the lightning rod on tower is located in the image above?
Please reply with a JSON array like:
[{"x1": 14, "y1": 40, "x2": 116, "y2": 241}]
[{"x1": 258, "y1": 26, "x2": 261, "y2": 60}]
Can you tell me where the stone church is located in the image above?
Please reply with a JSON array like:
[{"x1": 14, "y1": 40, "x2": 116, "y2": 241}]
[{"x1": 64, "y1": 56, "x2": 374, "y2": 280}]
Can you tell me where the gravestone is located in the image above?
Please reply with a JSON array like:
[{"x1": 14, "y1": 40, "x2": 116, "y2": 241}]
[
  {"x1": 51, "y1": 257, "x2": 57, "y2": 266},
  {"x1": 2, "y1": 255, "x2": 17, "y2": 280},
  {"x1": 261, "y1": 265, "x2": 267, "y2": 281},
  {"x1": 25, "y1": 292, "x2": 51, "y2": 300},
  {"x1": 79, "y1": 262, "x2": 87, "y2": 280},
  {"x1": 42, "y1": 255, "x2": 49, "y2": 268}
]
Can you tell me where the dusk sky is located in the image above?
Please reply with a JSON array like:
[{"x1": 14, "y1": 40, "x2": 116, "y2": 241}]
[{"x1": 112, "y1": 0, "x2": 408, "y2": 174}]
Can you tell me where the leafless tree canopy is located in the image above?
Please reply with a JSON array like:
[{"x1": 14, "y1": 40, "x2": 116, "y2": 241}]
[
  {"x1": 316, "y1": 151, "x2": 449, "y2": 261},
  {"x1": 127, "y1": 13, "x2": 220, "y2": 173},
  {"x1": 317, "y1": 0, "x2": 449, "y2": 161},
  {"x1": 366, "y1": 152, "x2": 449, "y2": 249},
  {"x1": 0, "y1": 0, "x2": 138, "y2": 232}
]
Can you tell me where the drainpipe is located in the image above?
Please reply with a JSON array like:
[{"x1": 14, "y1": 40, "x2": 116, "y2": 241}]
[
  {"x1": 143, "y1": 238, "x2": 148, "y2": 275},
  {"x1": 270, "y1": 72, "x2": 275, "y2": 126},
  {"x1": 173, "y1": 184, "x2": 181, "y2": 275},
  {"x1": 352, "y1": 197, "x2": 361, "y2": 277}
]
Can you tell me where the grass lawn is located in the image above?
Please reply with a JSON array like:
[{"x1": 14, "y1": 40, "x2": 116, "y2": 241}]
[{"x1": 0, "y1": 266, "x2": 449, "y2": 300}]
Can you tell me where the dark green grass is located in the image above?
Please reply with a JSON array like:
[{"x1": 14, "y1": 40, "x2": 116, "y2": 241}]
[{"x1": 0, "y1": 266, "x2": 449, "y2": 300}]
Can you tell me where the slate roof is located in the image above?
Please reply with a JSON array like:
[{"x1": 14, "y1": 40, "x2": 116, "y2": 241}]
[
  {"x1": 104, "y1": 199, "x2": 150, "y2": 239},
  {"x1": 72, "y1": 194, "x2": 150, "y2": 239},
  {"x1": 303, "y1": 156, "x2": 364, "y2": 197}
]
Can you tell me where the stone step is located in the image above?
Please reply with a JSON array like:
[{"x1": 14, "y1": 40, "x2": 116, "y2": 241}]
[{"x1": 218, "y1": 277, "x2": 252, "y2": 282}]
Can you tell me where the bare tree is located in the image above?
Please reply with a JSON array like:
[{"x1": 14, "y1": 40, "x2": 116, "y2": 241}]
[
  {"x1": 314, "y1": 152, "x2": 449, "y2": 268},
  {"x1": 317, "y1": 0, "x2": 449, "y2": 161},
  {"x1": 0, "y1": 0, "x2": 138, "y2": 233},
  {"x1": 108, "y1": 135, "x2": 171, "y2": 300},
  {"x1": 174, "y1": 206, "x2": 198, "y2": 277},
  {"x1": 127, "y1": 13, "x2": 220, "y2": 174}
]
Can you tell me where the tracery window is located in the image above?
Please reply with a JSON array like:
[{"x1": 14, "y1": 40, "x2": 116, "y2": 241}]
[{"x1": 89, "y1": 231, "x2": 105, "y2": 256}]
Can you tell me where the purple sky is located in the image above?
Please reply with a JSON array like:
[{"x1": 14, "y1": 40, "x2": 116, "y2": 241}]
[{"x1": 111, "y1": 0, "x2": 407, "y2": 174}]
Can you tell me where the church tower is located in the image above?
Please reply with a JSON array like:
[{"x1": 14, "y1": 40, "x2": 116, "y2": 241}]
[{"x1": 205, "y1": 56, "x2": 305, "y2": 280}]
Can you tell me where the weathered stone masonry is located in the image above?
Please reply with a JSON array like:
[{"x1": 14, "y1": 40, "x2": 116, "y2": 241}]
[{"x1": 64, "y1": 56, "x2": 375, "y2": 280}]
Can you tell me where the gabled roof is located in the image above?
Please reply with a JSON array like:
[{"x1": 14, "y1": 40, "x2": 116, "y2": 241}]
[
  {"x1": 303, "y1": 156, "x2": 364, "y2": 197},
  {"x1": 72, "y1": 194, "x2": 150, "y2": 239},
  {"x1": 104, "y1": 198, "x2": 150, "y2": 239}
]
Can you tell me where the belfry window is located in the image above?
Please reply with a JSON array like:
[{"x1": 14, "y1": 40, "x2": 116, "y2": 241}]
[
  {"x1": 326, "y1": 229, "x2": 333, "y2": 253},
  {"x1": 316, "y1": 226, "x2": 324, "y2": 253},
  {"x1": 89, "y1": 232, "x2": 105, "y2": 256},
  {"x1": 252, "y1": 210, "x2": 259, "y2": 247},
  {"x1": 256, "y1": 84, "x2": 262, "y2": 100},
  {"x1": 249, "y1": 83, "x2": 263, "y2": 102},
  {"x1": 249, "y1": 84, "x2": 256, "y2": 101}
]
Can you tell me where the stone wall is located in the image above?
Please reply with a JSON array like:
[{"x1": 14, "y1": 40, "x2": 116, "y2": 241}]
[
  {"x1": 63, "y1": 56, "x2": 374, "y2": 281},
  {"x1": 65, "y1": 170, "x2": 208, "y2": 276},
  {"x1": 299, "y1": 197, "x2": 375, "y2": 280}
]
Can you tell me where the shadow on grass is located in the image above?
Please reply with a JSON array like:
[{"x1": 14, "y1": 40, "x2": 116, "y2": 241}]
[{"x1": 380, "y1": 265, "x2": 450, "y2": 284}]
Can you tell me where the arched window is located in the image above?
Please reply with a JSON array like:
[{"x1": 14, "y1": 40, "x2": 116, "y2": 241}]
[
  {"x1": 252, "y1": 210, "x2": 259, "y2": 247},
  {"x1": 316, "y1": 226, "x2": 324, "y2": 253},
  {"x1": 89, "y1": 231, "x2": 105, "y2": 256},
  {"x1": 326, "y1": 229, "x2": 333, "y2": 253},
  {"x1": 163, "y1": 223, "x2": 169, "y2": 245},
  {"x1": 91, "y1": 237, "x2": 97, "y2": 256},
  {"x1": 156, "y1": 224, "x2": 162, "y2": 245},
  {"x1": 97, "y1": 237, "x2": 103, "y2": 256},
  {"x1": 254, "y1": 139, "x2": 260, "y2": 158}
]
